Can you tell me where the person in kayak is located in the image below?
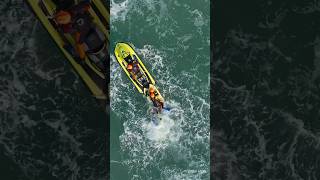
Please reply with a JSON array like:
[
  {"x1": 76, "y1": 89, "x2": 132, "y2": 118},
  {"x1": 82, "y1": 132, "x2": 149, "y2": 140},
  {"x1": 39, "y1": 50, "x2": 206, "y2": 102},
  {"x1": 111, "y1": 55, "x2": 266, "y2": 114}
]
[{"x1": 54, "y1": 1, "x2": 91, "y2": 63}]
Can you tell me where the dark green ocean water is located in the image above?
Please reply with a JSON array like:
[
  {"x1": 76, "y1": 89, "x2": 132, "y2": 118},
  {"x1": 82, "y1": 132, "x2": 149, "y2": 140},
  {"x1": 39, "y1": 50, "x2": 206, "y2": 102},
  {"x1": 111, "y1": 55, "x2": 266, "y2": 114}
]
[
  {"x1": 110, "y1": 0, "x2": 210, "y2": 179},
  {"x1": 213, "y1": 0, "x2": 320, "y2": 179}
]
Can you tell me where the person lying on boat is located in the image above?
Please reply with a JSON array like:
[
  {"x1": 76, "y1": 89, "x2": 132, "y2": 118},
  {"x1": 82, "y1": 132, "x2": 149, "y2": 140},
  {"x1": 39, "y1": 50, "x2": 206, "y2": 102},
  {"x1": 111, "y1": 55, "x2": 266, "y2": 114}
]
[
  {"x1": 54, "y1": 1, "x2": 92, "y2": 63},
  {"x1": 147, "y1": 85, "x2": 164, "y2": 112},
  {"x1": 143, "y1": 83, "x2": 153, "y2": 96},
  {"x1": 150, "y1": 94, "x2": 164, "y2": 113}
]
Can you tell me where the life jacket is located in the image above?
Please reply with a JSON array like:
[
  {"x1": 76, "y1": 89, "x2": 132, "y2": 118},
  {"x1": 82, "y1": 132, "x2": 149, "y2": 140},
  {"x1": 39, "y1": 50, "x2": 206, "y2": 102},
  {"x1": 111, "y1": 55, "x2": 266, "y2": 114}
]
[{"x1": 56, "y1": 2, "x2": 91, "y2": 36}]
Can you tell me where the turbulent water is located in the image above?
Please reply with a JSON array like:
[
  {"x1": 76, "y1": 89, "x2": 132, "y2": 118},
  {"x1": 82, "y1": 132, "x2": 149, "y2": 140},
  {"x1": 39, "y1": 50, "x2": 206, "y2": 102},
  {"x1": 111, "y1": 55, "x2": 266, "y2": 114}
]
[
  {"x1": 0, "y1": 1, "x2": 107, "y2": 179},
  {"x1": 110, "y1": 0, "x2": 210, "y2": 179},
  {"x1": 212, "y1": 0, "x2": 320, "y2": 179}
]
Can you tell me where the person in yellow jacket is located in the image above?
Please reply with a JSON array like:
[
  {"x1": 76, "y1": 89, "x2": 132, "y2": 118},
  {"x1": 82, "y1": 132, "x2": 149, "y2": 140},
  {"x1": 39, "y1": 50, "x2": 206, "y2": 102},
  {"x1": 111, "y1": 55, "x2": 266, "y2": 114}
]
[{"x1": 147, "y1": 84, "x2": 164, "y2": 112}]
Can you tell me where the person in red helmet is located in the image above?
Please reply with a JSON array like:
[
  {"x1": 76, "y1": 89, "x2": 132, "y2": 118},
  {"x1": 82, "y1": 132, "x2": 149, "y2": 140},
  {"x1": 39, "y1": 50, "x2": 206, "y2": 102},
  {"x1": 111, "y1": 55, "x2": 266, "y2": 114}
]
[
  {"x1": 149, "y1": 85, "x2": 155, "y2": 97},
  {"x1": 150, "y1": 92, "x2": 155, "y2": 100},
  {"x1": 127, "y1": 63, "x2": 133, "y2": 71},
  {"x1": 127, "y1": 63, "x2": 138, "y2": 80},
  {"x1": 54, "y1": 1, "x2": 91, "y2": 63},
  {"x1": 148, "y1": 85, "x2": 164, "y2": 112}
]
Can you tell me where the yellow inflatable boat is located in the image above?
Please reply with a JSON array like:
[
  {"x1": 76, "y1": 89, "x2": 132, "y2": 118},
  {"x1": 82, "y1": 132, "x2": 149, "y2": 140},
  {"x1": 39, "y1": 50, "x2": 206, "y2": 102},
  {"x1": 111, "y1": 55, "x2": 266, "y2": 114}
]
[{"x1": 114, "y1": 42, "x2": 164, "y2": 103}]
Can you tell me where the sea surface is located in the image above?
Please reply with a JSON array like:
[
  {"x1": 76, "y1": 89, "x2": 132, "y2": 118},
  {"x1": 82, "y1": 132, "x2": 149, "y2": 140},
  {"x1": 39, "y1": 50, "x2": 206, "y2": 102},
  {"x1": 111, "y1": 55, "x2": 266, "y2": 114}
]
[
  {"x1": 0, "y1": 0, "x2": 108, "y2": 179},
  {"x1": 110, "y1": 0, "x2": 210, "y2": 179},
  {"x1": 213, "y1": 0, "x2": 320, "y2": 179}
]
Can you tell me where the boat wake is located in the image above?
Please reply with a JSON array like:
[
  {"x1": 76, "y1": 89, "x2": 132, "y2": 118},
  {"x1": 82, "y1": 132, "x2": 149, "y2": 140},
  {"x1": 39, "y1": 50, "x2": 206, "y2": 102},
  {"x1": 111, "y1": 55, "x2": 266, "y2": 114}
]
[{"x1": 143, "y1": 101, "x2": 182, "y2": 142}]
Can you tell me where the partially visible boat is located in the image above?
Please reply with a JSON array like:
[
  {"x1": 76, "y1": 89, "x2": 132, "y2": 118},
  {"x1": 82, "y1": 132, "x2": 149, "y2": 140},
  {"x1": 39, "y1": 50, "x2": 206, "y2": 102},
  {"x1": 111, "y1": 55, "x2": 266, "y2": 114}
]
[{"x1": 26, "y1": 0, "x2": 109, "y2": 106}]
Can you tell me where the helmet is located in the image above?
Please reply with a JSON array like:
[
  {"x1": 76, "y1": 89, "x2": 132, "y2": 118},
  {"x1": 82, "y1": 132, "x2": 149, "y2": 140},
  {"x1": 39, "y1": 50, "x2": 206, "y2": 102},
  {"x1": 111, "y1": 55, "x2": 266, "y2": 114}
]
[
  {"x1": 55, "y1": 10, "x2": 71, "y2": 24},
  {"x1": 127, "y1": 64, "x2": 133, "y2": 70},
  {"x1": 149, "y1": 86, "x2": 155, "y2": 93}
]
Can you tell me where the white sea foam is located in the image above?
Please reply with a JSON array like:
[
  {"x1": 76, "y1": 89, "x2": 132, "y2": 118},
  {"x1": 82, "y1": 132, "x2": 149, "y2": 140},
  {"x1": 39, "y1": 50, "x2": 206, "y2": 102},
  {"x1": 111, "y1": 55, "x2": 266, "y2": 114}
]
[
  {"x1": 143, "y1": 102, "x2": 183, "y2": 142},
  {"x1": 110, "y1": 0, "x2": 130, "y2": 22},
  {"x1": 145, "y1": 111, "x2": 171, "y2": 137}
]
